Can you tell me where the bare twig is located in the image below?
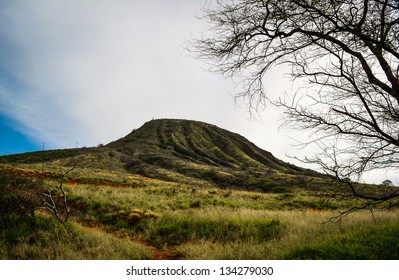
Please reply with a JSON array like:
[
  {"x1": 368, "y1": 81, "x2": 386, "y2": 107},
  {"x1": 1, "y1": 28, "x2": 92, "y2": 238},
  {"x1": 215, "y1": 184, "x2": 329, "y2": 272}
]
[{"x1": 40, "y1": 165, "x2": 76, "y2": 223}]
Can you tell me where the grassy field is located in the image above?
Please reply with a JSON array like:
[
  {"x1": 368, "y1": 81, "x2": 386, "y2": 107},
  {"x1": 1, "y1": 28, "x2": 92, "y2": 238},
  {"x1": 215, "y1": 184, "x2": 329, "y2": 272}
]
[{"x1": 1, "y1": 164, "x2": 399, "y2": 260}]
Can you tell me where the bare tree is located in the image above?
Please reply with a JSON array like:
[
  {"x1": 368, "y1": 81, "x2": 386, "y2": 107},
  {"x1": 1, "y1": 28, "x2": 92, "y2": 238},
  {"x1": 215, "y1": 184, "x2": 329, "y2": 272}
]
[
  {"x1": 40, "y1": 165, "x2": 76, "y2": 223},
  {"x1": 193, "y1": 0, "x2": 399, "y2": 209}
]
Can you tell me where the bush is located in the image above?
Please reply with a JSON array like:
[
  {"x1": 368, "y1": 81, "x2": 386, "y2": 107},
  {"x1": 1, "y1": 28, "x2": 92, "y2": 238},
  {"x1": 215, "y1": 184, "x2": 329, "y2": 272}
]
[
  {"x1": 0, "y1": 174, "x2": 44, "y2": 218},
  {"x1": 381, "y1": 179, "x2": 394, "y2": 187}
]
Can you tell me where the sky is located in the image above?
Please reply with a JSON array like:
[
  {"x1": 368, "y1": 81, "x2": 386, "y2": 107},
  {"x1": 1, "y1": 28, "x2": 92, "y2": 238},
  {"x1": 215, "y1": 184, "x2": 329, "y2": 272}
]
[{"x1": 0, "y1": 0, "x2": 395, "y2": 184}]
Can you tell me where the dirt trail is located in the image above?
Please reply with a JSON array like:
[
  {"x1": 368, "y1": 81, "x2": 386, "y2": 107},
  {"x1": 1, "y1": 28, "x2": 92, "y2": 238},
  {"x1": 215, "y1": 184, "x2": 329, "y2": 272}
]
[
  {"x1": 143, "y1": 242, "x2": 179, "y2": 260},
  {"x1": 75, "y1": 222, "x2": 178, "y2": 260}
]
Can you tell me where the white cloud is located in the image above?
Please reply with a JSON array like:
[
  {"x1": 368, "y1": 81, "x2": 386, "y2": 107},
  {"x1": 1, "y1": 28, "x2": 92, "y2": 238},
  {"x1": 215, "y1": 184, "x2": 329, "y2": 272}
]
[
  {"x1": 1, "y1": 0, "x2": 238, "y2": 148},
  {"x1": 0, "y1": 0, "x2": 308, "y2": 162}
]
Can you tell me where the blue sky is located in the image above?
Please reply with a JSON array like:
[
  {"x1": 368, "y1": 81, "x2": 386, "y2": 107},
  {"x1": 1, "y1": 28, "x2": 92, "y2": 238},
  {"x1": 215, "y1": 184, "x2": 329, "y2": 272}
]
[{"x1": 0, "y1": 114, "x2": 40, "y2": 155}]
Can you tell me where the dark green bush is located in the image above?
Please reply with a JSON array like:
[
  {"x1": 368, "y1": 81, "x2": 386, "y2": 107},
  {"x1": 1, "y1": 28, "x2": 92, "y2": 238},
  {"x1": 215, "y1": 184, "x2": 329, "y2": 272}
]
[{"x1": 0, "y1": 174, "x2": 43, "y2": 218}]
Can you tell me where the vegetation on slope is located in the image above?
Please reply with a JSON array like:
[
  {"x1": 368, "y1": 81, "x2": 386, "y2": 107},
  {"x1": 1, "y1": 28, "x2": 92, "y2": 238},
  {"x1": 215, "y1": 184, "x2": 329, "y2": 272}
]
[
  {"x1": 1, "y1": 119, "x2": 323, "y2": 190},
  {"x1": 1, "y1": 119, "x2": 398, "y2": 260},
  {"x1": 0, "y1": 163, "x2": 398, "y2": 260},
  {"x1": 285, "y1": 222, "x2": 399, "y2": 260},
  {"x1": 0, "y1": 216, "x2": 151, "y2": 260}
]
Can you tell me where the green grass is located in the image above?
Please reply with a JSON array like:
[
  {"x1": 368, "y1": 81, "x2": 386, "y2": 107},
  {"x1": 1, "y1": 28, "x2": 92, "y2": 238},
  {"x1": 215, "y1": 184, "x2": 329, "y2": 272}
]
[
  {"x1": 1, "y1": 163, "x2": 399, "y2": 260},
  {"x1": 141, "y1": 211, "x2": 284, "y2": 248},
  {"x1": 0, "y1": 216, "x2": 152, "y2": 260},
  {"x1": 57, "y1": 179, "x2": 399, "y2": 260},
  {"x1": 169, "y1": 210, "x2": 399, "y2": 259},
  {"x1": 285, "y1": 222, "x2": 399, "y2": 259},
  {"x1": 66, "y1": 183, "x2": 346, "y2": 218}
]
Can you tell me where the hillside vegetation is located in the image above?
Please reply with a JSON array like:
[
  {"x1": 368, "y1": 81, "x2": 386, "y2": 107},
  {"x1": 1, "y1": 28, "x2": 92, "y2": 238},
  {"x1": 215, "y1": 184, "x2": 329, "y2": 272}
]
[
  {"x1": 1, "y1": 119, "x2": 321, "y2": 190},
  {"x1": 1, "y1": 119, "x2": 398, "y2": 259}
]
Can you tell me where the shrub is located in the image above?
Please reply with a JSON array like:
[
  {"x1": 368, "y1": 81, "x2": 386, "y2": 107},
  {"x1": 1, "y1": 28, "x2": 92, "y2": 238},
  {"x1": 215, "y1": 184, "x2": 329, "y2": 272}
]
[
  {"x1": 381, "y1": 179, "x2": 394, "y2": 187},
  {"x1": 0, "y1": 174, "x2": 43, "y2": 218}
]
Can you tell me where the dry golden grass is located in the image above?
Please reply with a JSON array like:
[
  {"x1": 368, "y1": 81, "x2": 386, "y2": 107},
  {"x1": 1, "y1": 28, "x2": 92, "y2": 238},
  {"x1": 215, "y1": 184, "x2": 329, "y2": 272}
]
[
  {"x1": 61, "y1": 179, "x2": 399, "y2": 259},
  {"x1": 173, "y1": 208, "x2": 399, "y2": 259},
  {"x1": 2, "y1": 163, "x2": 398, "y2": 260}
]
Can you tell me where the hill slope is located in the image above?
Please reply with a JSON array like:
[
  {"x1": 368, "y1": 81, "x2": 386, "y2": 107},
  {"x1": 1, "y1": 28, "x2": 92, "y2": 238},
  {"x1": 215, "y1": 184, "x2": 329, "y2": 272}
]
[
  {"x1": 1, "y1": 119, "x2": 321, "y2": 189},
  {"x1": 108, "y1": 119, "x2": 300, "y2": 172}
]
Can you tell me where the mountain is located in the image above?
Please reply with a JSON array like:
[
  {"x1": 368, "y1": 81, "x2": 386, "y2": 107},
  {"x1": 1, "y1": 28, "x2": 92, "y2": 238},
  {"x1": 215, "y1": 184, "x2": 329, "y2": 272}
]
[
  {"x1": 108, "y1": 119, "x2": 298, "y2": 171},
  {"x1": 1, "y1": 119, "x2": 321, "y2": 190}
]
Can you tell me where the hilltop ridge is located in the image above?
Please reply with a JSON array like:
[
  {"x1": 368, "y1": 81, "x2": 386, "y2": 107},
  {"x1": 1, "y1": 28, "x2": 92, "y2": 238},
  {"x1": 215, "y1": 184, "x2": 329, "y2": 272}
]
[
  {"x1": 1, "y1": 119, "x2": 321, "y2": 190},
  {"x1": 107, "y1": 119, "x2": 297, "y2": 172}
]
